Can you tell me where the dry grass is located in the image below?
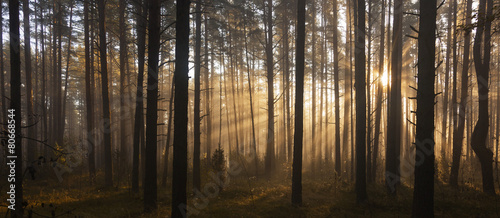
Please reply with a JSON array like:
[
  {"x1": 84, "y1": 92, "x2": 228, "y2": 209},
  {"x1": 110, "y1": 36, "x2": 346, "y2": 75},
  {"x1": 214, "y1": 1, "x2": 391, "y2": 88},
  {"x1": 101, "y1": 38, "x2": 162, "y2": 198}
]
[{"x1": 0, "y1": 163, "x2": 499, "y2": 217}]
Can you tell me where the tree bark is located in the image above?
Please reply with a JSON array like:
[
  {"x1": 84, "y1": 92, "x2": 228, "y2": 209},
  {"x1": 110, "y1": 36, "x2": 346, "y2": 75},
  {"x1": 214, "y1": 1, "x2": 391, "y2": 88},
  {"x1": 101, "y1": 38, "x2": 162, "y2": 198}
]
[
  {"x1": 333, "y1": 0, "x2": 341, "y2": 177},
  {"x1": 292, "y1": 0, "x2": 305, "y2": 206},
  {"x1": 171, "y1": 0, "x2": 190, "y2": 216},
  {"x1": 471, "y1": 0, "x2": 495, "y2": 195},
  {"x1": 144, "y1": 0, "x2": 160, "y2": 211},
  {"x1": 84, "y1": 0, "x2": 96, "y2": 183},
  {"x1": 412, "y1": 0, "x2": 436, "y2": 216},
  {"x1": 193, "y1": 0, "x2": 202, "y2": 191},
  {"x1": 132, "y1": 0, "x2": 147, "y2": 193},
  {"x1": 386, "y1": 0, "x2": 402, "y2": 194},
  {"x1": 372, "y1": 0, "x2": 385, "y2": 183},
  {"x1": 264, "y1": 0, "x2": 275, "y2": 177},
  {"x1": 23, "y1": 0, "x2": 36, "y2": 163},
  {"x1": 9, "y1": 0, "x2": 23, "y2": 215},
  {"x1": 119, "y1": 0, "x2": 128, "y2": 172},
  {"x1": 97, "y1": 0, "x2": 113, "y2": 187},
  {"x1": 450, "y1": 0, "x2": 471, "y2": 187},
  {"x1": 355, "y1": 0, "x2": 367, "y2": 203}
]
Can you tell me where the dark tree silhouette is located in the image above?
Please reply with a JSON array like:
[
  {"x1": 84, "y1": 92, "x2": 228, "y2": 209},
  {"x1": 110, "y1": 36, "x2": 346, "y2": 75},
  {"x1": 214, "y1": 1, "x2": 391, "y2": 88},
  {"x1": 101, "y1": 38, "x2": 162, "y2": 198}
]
[
  {"x1": 386, "y1": 0, "x2": 402, "y2": 194},
  {"x1": 171, "y1": 0, "x2": 191, "y2": 216},
  {"x1": 193, "y1": 0, "x2": 202, "y2": 191},
  {"x1": 333, "y1": 0, "x2": 341, "y2": 177},
  {"x1": 144, "y1": 0, "x2": 160, "y2": 211},
  {"x1": 98, "y1": 0, "x2": 113, "y2": 188},
  {"x1": 9, "y1": 0, "x2": 23, "y2": 216},
  {"x1": 132, "y1": 0, "x2": 147, "y2": 193},
  {"x1": 412, "y1": 0, "x2": 436, "y2": 216},
  {"x1": 119, "y1": 0, "x2": 128, "y2": 172},
  {"x1": 355, "y1": 0, "x2": 367, "y2": 203},
  {"x1": 23, "y1": 0, "x2": 35, "y2": 163},
  {"x1": 450, "y1": 0, "x2": 471, "y2": 187},
  {"x1": 471, "y1": 0, "x2": 495, "y2": 195},
  {"x1": 264, "y1": 0, "x2": 275, "y2": 177},
  {"x1": 84, "y1": 0, "x2": 96, "y2": 183},
  {"x1": 292, "y1": 0, "x2": 305, "y2": 206}
]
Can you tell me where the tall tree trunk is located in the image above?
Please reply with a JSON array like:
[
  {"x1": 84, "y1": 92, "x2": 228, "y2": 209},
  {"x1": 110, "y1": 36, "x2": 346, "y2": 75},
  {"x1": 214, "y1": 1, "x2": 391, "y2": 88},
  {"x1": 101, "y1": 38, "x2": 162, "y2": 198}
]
[
  {"x1": 264, "y1": 0, "x2": 275, "y2": 177},
  {"x1": 292, "y1": 0, "x2": 305, "y2": 206},
  {"x1": 311, "y1": 0, "x2": 317, "y2": 174},
  {"x1": 366, "y1": 1, "x2": 372, "y2": 182},
  {"x1": 204, "y1": 14, "x2": 212, "y2": 165},
  {"x1": 193, "y1": 0, "x2": 202, "y2": 191},
  {"x1": 119, "y1": 0, "x2": 128, "y2": 173},
  {"x1": 441, "y1": 0, "x2": 452, "y2": 161},
  {"x1": 61, "y1": 3, "x2": 73, "y2": 140},
  {"x1": 372, "y1": 0, "x2": 385, "y2": 183},
  {"x1": 412, "y1": 0, "x2": 436, "y2": 216},
  {"x1": 386, "y1": 0, "x2": 402, "y2": 194},
  {"x1": 449, "y1": 0, "x2": 458, "y2": 154},
  {"x1": 23, "y1": 0, "x2": 36, "y2": 163},
  {"x1": 84, "y1": 0, "x2": 96, "y2": 183},
  {"x1": 243, "y1": 10, "x2": 259, "y2": 175},
  {"x1": 471, "y1": 0, "x2": 495, "y2": 195},
  {"x1": 349, "y1": 0, "x2": 355, "y2": 181},
  {"x1": 162, "y1": 77, "x2": 174, "y2": 187},
  {"x1": 284, "y1": 2, "x2": 291, "y2": 163},
  {"x1": 450, "y1": 0, "x2": 471, "y2": 187},
  {"x1": 355, "y1": 0, "x2": 367, "y2": 203},
  {"x1": 98, "y1": 0, "x2": 113, "y2": 187},
  {"x1": 144, "y1": 0, "x2": 160, "y2": 211},
  {"x1": 333, "y1": 0, "x2": 341, "y2": 177},
  {"x1": 171, "y1": 0, "x2": 190, "y2": 216},
  {"x1": 132, "y1": 0, "x2": 147, "y2": 193},
  {"x1": 9, "y1": 0, "x2": 23, "y2": 215}
]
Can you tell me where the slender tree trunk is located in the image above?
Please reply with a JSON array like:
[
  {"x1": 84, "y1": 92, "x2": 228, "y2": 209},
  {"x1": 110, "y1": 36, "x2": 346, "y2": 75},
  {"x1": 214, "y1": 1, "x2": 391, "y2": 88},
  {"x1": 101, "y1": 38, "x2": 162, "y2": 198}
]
[
  {"x1": 311, "y1": 0, "x2": 317, "y2": 174},
  {"x1": 412, "y1": 0, "x2": 436, "y2": 216},
  {"x1": 441, "y1": 0, "x2": 452, "y2": 161},
  {"x1": 162, "y1": 77, "x2": 174, "y2": 187},
  {"x1": 144, "y1": 0, "x2": 160, "y2": 211},
  {"x1": 264, "y1": 0, "x2": 275, "y2": 177},
  {"x1": 450, "y1": 0, "x2": 471, "y2": 187},
  {"x1": 9, "y1": 0, "x2": 23, "y2": 215},
  {"x1": 171, "y1": 0, "x2": 190, "y2": 216},
  {"x1": 119, "y1": 0, "x2": 128, "y2": 173},
  {"x1": 471, "y1": 0, "x2": 495, "y2": 195},
  {"x1": 132, "y1": 0, "x2": 147, "y2": 193},
  {"x1": 193, "y1": 0, "x2": 202, "y2": 191},
  {"x1": 366, "y1": 1, "x2": 372, "y2": 182},
  {"x1": 98, "y1": 0, "x2": 113, "y2": 187},
  {"x1": 333, "y1": 0, "x2": 341, "y2": 177},
  {"x1": 84, "y1": 0, "x2": 96, "y2": 183},
  {"x1": 372, "y1": 0, "x2": 385, "y2": 183},
  {"x1": 243, "y1": 11, "x2": 258, "y2": 175},
  {"x1": 355, "y1": 0, "x2": 367, "y2": 203},
  {"x1": 23, "y1": 0, "x2": 36, "y2": 163},
  {"x1": 204, "y1": 14, "x2": 212, "y2": 164},
  {"x1": 386, "y1": 0, "x2": 402, "y2": 194},
  {"x1": 61, "y1": 3, "x2": 73, "y2": 139},
  {"x1": 449, "y1": 0, "x2": 458, "y2": 154},
  {"x1": 292, "y1": 0, "x2": 305, "y2": 206}
]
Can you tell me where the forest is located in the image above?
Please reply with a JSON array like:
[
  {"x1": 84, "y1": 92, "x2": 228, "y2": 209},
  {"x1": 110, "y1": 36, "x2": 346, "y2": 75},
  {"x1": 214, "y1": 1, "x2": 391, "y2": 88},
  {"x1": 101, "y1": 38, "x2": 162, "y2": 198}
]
[{"x1": 1, "y1": 0, "x2": 500, "y2": 217}]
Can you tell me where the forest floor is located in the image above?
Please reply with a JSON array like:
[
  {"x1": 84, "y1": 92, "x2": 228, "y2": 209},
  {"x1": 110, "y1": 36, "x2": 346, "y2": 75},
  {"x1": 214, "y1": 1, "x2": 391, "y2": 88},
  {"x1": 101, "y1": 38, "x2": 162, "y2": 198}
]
[{"x1": 1, "y1": 165, "x2": 499, "y2": 218}]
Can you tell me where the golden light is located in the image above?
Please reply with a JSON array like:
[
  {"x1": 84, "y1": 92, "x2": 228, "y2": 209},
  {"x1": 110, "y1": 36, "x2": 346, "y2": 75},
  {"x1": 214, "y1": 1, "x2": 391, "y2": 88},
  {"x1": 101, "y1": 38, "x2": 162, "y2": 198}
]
[{"x1": 381, "y1": 69, "x2": 389, "y2": 87}]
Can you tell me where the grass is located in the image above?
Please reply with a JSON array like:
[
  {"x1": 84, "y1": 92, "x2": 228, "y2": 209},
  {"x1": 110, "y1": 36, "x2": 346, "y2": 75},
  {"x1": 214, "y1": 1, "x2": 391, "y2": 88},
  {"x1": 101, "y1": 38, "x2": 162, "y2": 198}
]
[{"x1": 1, "y1": 164, "x2": 499, "y2": 217}]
